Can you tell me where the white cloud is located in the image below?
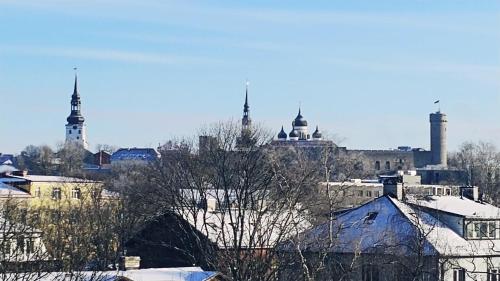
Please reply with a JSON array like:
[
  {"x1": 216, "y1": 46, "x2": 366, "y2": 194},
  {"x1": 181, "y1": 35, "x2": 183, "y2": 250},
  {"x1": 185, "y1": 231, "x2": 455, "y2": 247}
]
[{"x1": 0, "y1": 45, "x2": 222, "y2": 65}]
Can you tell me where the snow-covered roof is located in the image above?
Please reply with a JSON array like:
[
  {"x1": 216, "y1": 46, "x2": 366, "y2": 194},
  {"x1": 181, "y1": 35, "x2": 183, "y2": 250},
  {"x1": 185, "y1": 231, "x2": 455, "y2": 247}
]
[
  {"x1": 15, "y1": 267, "x2": 220, "y2": 281},
  {"x1": 111, "y1": 148, "x2": 160, "y2": 162},
  {"x1": 0, "y1": 177, "x2": 26, "y2": 183},
  {"x1": 184, "y1": 208, "x2": 309, "y2": 249},
  {"x1": 7, "y1": 175, "x2": 96, "y2": 183},
  {"x1": 320, "y1": 181, "x2": 383, "y2": 188},
  {"x1": 409, "y1": 195, "x2": 500, "y2": 219},
  {"x1": 292, "y1": 195, "x2": 500, "y2": 257},
  {"x1": 0, "y1": 164, "x2": 18, "y2": 174},
  {"x1": 0, "y1": 182, "x2": 31, "y2": 198},
  {"x1": 390, "y1": 197, "x2": 500, "y2": 256},
  {"x1": 292, "y1": 196, "x2": 435, "y2": 256}
]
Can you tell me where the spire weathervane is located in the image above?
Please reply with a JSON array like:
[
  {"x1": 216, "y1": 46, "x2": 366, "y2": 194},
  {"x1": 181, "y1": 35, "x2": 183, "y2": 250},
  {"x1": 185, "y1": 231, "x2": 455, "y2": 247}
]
[{"x1": 434, "y1": 100, "x2": 440, "y2": 112}]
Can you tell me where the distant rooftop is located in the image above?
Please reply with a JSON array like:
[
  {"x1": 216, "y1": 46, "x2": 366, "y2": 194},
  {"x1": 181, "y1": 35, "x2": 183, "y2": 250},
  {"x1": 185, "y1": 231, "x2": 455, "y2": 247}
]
[
  {"x1": 409, "y1": 195, "x2": 500, "y2": 219},
  {"x1": 0, "y1": 182, "x2": 31, "y2": 198},
  {"x1": 111, "y1": 147, "x2": 160, "y2": 162},
  {"x1": 7, "y1": 175, "x2": 96, "y2": 183}
]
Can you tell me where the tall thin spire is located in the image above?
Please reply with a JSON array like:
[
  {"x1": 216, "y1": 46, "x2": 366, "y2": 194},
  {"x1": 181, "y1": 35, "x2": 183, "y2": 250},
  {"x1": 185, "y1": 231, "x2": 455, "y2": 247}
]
[
  {"x1": 244, "y1": 80, "x2": 249, "y2": 113},
  {"x1": 73, "y1": 67, "x2": 79, "y2": 97},
  {"x1": 242, "y1": 80, "x2": 251, "y2": 131},
  {"x1": 67, "y1": 69, "x2": 84, "y2": 125}
]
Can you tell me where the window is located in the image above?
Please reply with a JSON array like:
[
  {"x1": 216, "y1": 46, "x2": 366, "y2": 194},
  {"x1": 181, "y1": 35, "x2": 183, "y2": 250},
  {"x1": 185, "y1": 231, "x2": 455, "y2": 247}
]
[
  {"x1": 375, "y1": 161, "x2": 380, "y2": 170},
  {"x1": 364, "y1": 212, "x2": 378, "y2": 224},
  {"x1": 362, "y1": 264, "x2": 379, "y2": 281},
  {"x1": 16, "y1": 235, "x2": 25, "y2": 254},
  {"x1": 385, "y1": 161, "x2": 391, "y2": 170},
  {"x1": 437, "y1": 188, "x2": 443, "y2": 196},
  {"x1": 26, "y1": 239, "x2": 35, "y2": 254},
  {"x1": 72, "y1": 188, "x2": 81, "y2": 199},
  {"x1": 489, "y1": 269, "x2": 500, "y2": 281},
  {"x1": 3, "y1": 241, "x2": 11, "y2": 256},
  {"x1": 453, "y1": 268, "x2": 466, "y2": 281},
  {"x1": 374, "y1": 191, "x2": 380, "y2": 197},
  {"x1": 366, "y1": 191, "x2": 372, "y2": 197},
  {"x1": 357, "y1": 190, "x2": 364, "y2": 197},
  {"x1": 490, "y1": 222, "x2": 497, "y2": 238},
  {"x1": 78, "y1": 129, "x2": 81, "y2": 134},
  {"x1": 34, "y1": 187, "x2": 41, "y2": 198},
  {"x1": 69, "y1": 130, "x2": 72, "y2": 134},
  {"x1": 470, "y1": 221, "x2": 497, "y2": 239},
  {"x1": 76, "y1": 136, "x2": 79, "y2": 140},
  {"x1": 52, "y1": 187, "x2": 61, "y2": 200}
]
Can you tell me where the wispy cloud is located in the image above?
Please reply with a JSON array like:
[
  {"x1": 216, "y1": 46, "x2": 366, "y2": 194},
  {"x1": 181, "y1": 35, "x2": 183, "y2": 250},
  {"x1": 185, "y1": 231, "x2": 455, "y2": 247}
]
[
  {"x1": 325, "y1": 57, "x2": 500, "y2": 85},
  {"x1": 0, "y1": 45, "x2": 222, "y2": 65},
  {"x1": 2, "y1": 0, "x2": 498, "y2": 36}
]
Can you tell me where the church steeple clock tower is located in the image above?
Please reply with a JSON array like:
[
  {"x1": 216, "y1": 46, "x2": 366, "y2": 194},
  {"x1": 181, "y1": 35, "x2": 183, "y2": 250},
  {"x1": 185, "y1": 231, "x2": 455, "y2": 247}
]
[{"x1": 65, "y1": 70, "x2": 88, "y2": 149}]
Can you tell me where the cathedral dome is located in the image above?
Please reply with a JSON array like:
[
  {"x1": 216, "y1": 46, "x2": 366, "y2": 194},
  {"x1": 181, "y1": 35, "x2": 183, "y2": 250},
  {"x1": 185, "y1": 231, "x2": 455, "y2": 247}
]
[
  {"x1": 67, "y1": 114, "x2": 85, "y2": 125},
  {"x1": 278, "y1": 126, "x2": 287, "y2": 140},
  {"x1": 289, "y1": 129, "x2": 299, "y2": 138},
  {"x1": 312, "y1": 126, "x2": 322, "y2": 139},
  {"x1": 293, "y1": 109, "x2": 308, "y2": 127}
]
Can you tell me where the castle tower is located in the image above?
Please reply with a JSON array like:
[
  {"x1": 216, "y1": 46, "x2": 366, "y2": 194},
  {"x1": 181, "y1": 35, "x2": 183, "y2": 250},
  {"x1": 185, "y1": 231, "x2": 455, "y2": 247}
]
[
  {"x1": 429, "y1": 111, "x2": 447, "y2": 167},
  {"x1": 241, "y1": 82, "x2": 251, "y2": 134},
  {"x1": 65, "y1": 73, "x2": 88, "y2": 149}
]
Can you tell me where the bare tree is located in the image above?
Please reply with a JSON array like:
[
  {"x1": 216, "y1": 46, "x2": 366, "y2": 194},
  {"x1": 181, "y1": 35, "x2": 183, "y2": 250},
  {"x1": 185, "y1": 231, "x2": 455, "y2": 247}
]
[
  {"x1": 0, "y1": 197, "x2": 52, "y2": 281},
  {"x1": 449, "y1": 141, "x2": 500, "y2": 202}
]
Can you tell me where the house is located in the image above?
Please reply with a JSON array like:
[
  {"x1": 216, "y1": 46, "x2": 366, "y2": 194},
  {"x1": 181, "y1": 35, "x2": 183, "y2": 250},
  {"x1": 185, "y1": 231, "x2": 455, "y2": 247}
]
[
  {"x1": 0, "y1": 216, "x2": 51, "y2": 271},
  {"x1": 320, "y1": 170, "x2": 462, "y2": 210},
  {"x1": 0, "y1": 172, "x2": 116, "y2": 208},
  {"x1": 279, "y1": 184, "x2": 500, "y2": 281},
  {"x1": 125, "y1": 212, "x2": 217, "y2": 269}
]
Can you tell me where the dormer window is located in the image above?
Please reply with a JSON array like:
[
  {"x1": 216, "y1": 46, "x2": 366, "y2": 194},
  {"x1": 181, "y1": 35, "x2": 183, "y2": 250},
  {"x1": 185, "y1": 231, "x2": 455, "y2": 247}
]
[{"x1": 364, "y1": 212, "x2": 378, "y2": 224}]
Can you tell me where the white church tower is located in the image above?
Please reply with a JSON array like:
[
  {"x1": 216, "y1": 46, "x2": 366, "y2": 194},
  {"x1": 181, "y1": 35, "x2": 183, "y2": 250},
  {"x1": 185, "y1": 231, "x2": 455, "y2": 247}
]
[{"x1": 65, "y1": 73, "x2": 88, "y2": 149}]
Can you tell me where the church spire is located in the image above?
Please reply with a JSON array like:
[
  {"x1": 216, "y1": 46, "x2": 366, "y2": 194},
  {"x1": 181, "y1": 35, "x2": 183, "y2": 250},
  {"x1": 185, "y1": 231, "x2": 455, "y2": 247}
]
[
  {"x1": 242, "y1": 81, "x2": 251, "y2": 130},
  {"x1": 244, "y1": 80, "x2": 250, "y2": 114},
  {"x1": 67, "y1": 70, "x2": 85, "y2": 125},
  {"x1": 65, "y1": 69, "x2": 88, "y2": 149},
  {"x1": 73, "y1": 72, "x2": 79, "y2": 97}
]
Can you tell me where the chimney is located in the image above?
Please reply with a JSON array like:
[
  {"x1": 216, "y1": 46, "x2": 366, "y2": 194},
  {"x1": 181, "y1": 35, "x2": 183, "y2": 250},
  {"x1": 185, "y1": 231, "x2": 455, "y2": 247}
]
[
  {"x1": 12, "y1": 170, "x2": 28, "y2": 177},
  {"x1": 383, "y1": 176, "x2": 404, "y2": 201},
  {"x1": 460, "y1": 186, "x2": 479, "y2": 202}
]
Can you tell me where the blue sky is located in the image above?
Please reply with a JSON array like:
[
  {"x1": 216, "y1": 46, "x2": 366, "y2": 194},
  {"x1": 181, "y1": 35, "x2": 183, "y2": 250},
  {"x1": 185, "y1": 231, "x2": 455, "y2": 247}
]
[{"x1": 0, "y1": 0, "x2": 499, "y2": 153}]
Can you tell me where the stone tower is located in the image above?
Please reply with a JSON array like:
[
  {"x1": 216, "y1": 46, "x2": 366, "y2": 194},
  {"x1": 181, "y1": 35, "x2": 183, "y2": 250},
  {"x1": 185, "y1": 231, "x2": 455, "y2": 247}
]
[
  {"x1": 65, "y1": 74, "x2": 88, "y2": 149},
  {"x1": 429, "y1": 111, "x2": 447, "y2": 167}
]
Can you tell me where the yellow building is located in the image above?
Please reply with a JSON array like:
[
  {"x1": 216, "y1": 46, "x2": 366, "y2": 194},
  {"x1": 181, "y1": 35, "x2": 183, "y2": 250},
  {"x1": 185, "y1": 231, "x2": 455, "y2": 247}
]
[{"x1": 1, "y1": 173, "x2": 116, "y2": 208}]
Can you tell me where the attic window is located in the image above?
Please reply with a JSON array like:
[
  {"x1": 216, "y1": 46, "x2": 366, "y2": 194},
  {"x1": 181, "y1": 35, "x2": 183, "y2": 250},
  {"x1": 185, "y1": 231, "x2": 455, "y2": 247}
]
[{"x1": 364, "y1": 212, "x2": 378, "y2": 223}]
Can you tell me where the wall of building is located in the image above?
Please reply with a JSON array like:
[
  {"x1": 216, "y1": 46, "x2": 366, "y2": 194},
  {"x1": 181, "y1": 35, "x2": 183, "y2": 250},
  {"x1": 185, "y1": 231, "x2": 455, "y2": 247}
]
[
  {"x1": 440, "y1": 256, "x2": 499, "y2": 281},
  {"x1": 346, "y1": 150, "x2": 417, "y2": 172},
  {"x1": 65, "y1": 123, "x2": 88, "y2": 149}
]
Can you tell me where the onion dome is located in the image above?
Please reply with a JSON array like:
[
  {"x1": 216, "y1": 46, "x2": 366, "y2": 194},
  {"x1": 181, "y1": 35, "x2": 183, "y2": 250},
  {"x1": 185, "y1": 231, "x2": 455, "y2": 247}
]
[
  {"x1": 278, "y1": 126, "x2": 287, "y2": 140},
  {"x1": 312, "y1": 126, "x2": 322, "y2": 139},
  {"x1": 293, "y1": 108, "x2": 308, "y2": 127},
  {"x1": 289, "y1": 129, "x2": 299, "y2": 138}
]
